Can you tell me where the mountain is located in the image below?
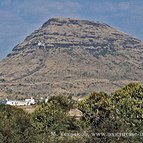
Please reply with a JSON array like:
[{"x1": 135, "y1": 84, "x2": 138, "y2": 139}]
[{"x1": 0, "y1": 18, "x2": 143, "y2": 98}]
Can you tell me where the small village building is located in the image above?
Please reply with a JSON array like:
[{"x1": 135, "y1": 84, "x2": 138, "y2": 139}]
[
  {"x1": 6, "y1": 97, "x2": 35, "y2": 106},
  {"x1": 38, "y1": 41, "x2": 45, "y2": 47},
  {"x1": 25, "y1": 97, "x2": 35, "y2": 105},
  {"x1": 45, "y1": 97, "x2": 49, "y2": 103},
  {"x1": 0, "y1": 100, "x2": 7, "y2": 105},
  {"x1": 6, "y1": 100, "x2": 27, "y2": 106}
]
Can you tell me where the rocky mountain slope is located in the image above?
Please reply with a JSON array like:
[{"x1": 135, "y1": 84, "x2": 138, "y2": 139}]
[{"x1": 0, "y1": 18, "x2": 143, "y2": 98}]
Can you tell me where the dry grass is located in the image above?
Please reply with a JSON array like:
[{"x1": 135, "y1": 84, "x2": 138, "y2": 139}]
[{"x1": 18, "y1": 105, "x2": 38, "y2": 113}]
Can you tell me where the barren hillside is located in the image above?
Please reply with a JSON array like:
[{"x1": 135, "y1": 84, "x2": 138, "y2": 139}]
[{"x1": 0, "y1": 18, "x2": 143, "y2": 98}]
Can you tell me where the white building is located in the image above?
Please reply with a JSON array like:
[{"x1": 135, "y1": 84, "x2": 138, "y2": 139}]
[
  {"x1": 38, "y1": 42, "x2": 45, "y2": 47},
  {"x1": 25, "y1": 97, "x2": 35, "y2": 105},
  {"x1": 45, "y1": 97, "x2": 49, "y2": 103},
  {"x1": 6, "y1": 100, "x2": 27, "y2": 106},
  {"x1": 6, "y1": 97, "x2": 35, "y2": 106}
]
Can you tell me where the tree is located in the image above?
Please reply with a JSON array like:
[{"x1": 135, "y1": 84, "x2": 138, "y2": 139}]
[
  {"x1": 78, "y1": 92, "x2": 112, "y2": 143},
  {"x1": 47, "y1": 95, "x2": 76, "y2": 112},
  {"x1": 0, "y1": 105, "x2": 35, "y2": 143},
  {"x1": 31, "y1": 95, "x2": 81, "y2": 142},
  {"x1": 111, "y1": 83, "x2": 143, "y2": 142}
]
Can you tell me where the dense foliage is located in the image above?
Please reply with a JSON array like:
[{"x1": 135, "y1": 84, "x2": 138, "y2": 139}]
[
  {"x1": 0, "y1": 105, "x2": 36, "y2": 143},
  {"x1": 0, "y1": 83, "x2": 143, "y2": 143}
]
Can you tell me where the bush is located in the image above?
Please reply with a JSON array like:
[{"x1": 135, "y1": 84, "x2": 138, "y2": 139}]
[
  {"x1": 1, "y1": 83, "x2": 143, "y2": 143},
  {"x1": 31, "y1": 95, "x2": 81, "y2": 142},
  {"x1": 0, "y1": 105, "x2": 36, "y2": 143}
]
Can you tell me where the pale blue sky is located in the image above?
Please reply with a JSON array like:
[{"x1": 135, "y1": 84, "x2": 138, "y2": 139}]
[{"x1": 0, "y1": 0, "x2": 143, "y2": 59}]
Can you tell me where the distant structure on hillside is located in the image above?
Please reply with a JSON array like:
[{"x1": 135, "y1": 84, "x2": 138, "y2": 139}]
[
  {"x1": 5, "y1": 97, "x2": 35, "y2": 106},
  {"x1": 0, "y1": 99, "x2": 7, "y2": 105},
  {"x1": 0, "y1": 97, "x2": 49, "y2": 106},
  {"x1": 6, "y1": 100, "x2": 27, "y2": 106},
  {"x1": 38, "y1": 41, "x2": 45, "y2": 47}
]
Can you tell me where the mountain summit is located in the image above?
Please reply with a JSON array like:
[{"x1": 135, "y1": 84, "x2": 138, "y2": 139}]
[{"x1": 0, "y1": 18, "x2": 143, "y2": 98}]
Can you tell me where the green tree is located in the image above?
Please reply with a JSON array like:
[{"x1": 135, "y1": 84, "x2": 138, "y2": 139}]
[
  {"x1": 47, "y1": 95, "x2": 76, "y2": 112},
  {"x1": 31, "y1": 95, "x2": 81, "y2": 142},
  {"x1": 111, "y1": 83, "x2": 143, "y2": 142},
  {"x1": 78, "y1": 92, "x2": 112, "y2": 143},
  {"x1": 0, "y1": 105, "x2": 35, "y2": 143}
]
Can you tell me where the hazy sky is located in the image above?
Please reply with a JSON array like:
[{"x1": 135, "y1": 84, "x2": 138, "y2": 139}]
[{"x1": 0, "y1": 0, "x2": 143, "y2": 59}]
